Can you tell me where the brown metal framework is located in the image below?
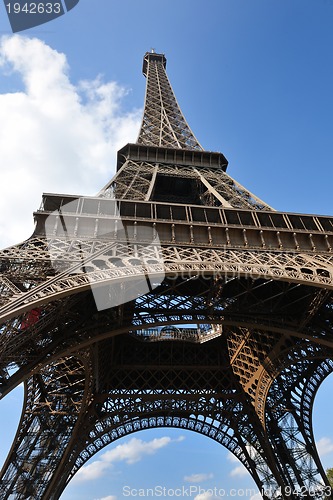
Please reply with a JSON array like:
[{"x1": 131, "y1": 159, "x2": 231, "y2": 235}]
[{"x1": 0, "y1": 51, "x2": 332, "y2": 499}]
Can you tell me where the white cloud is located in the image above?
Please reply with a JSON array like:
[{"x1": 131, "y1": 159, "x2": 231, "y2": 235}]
[
  {"x1": 317, "y1": 437, "x2": 333, "y2": 457},
  {"x1": 194, "y1": 493, "x2": 221, "y2": 500},
  {"x1": 227, "y1": 451, "x2": 248, "y2": 477},
  {"x1": 94, "y1": 497, "x2": 117, "y2": 500},
  {"x1": 0, "y1": 35, "x2": 141, "y2": 248},
  {"x1": 73, "y1": 435, "x2": 185, "y2": 483},
  {"x1": 102, "y1": 436, "x2": 172, "y2": 465},
  {"x1": 229, "y1": 464, "x2": 248, "y2": 477},
  {"x1": 250, "y1": 494, "x2": 262, "y2": 500},
  {"x1": 227, "y1": 452, "x2": 239, "y2": 463},
  {"x1": 74, "y1": 458, "x2": 108, "y2": 482},
  {"x1": 184, "y1": 472, "x2": 214, "y2": 483}
]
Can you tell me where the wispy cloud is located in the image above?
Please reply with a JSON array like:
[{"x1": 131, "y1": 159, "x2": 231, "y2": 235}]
[
  {"x1": 73, "y1": 435, "x2": 185, "y2": 483},
  {"x1": 227, "y1": 452, "x2": 248, "y2": 477},
  {"x1": 194, "y1": 493, "x2": 221, "y2": 500},
  {"x1": 102, "y1": 436, "x2": 181, "y2": 465},
  {"x1": 184, "y1": 472, "x2": 214, "y2": 483},
  {"x1": 229, "y1": 464, "x2": 248, "y2": 477},
  {"x1": 317, "y1": 437, "x2": 333, "y2": 457},
  {"x1": 227, "y1": 452, "x2": 239, "y2": 463},
  {"x1": 94, "y1": 497, "x2": 117, "y2": 500},
  {"x1": 0, "y1": 35, "x2": 141, "y2": 248}
]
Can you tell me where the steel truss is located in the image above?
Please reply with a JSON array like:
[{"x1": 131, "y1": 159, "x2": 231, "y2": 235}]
[{"x1": 0, "y1": 51, "x2": 332, "y2": 499}]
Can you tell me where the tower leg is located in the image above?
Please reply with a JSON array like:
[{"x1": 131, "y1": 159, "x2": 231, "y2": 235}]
[
  {"x1": 263, "y1": 358, "x2": 333, "y2": 499},
  {"x1": 0, "y1": 355, "x2": 91, "y2": 499}
]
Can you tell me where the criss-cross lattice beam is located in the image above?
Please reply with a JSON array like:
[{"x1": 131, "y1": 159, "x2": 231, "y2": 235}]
[
  {"x1": 0, "y1": 281, "x2": 332, "y2": 498},
  {"x1": 264, "y1": 358, "x2": 333, "y2": 498},
  {"x1": 99, "y1": 158, "x2": 272, "y2": 209},
  {"x1": 137, "y1": 51, "x2": 203, "y2": 150},
  {"x1": 0, "y1": 238, "x2": 332, "y2": 325},
  {"x1": 0, "y1": 49, "x2": 333, "y2": 500},
  {"x1": 27, "y1": 337, "x2": 332, "y2": 500},
  {"x1": 0, "y1": 354, "x2": 92, "y2": 499}
]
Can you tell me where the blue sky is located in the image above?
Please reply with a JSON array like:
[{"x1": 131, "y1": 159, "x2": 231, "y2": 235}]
[{"x1": 0, "y1": 1, "x2": 332, "y2": 499}]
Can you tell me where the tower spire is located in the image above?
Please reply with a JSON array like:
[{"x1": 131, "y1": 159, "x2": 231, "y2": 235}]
[{"x1": 137, "y1": 51, "x2": 203, "y2": 150}]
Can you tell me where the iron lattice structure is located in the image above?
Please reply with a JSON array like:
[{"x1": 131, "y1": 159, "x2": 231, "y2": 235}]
[{"x1": 0, "y1": 51, "x2": 333, "y2": 499}]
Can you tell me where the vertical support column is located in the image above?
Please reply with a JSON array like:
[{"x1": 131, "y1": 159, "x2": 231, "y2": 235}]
[
  {"x1": 0, "y1": 356, "x2": 89, "y2": 499},
  {"x1": 264, "y1": 357, "x2": 333, "y2": 499}
]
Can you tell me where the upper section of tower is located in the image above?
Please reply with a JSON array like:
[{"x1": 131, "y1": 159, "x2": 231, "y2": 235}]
[
  {"x1": 137, "y1": 51, "x2": 203, "y2": 150},
  {"x1": 142, "y1": 50, "x2": 166, "y2": 76},
  {"x1": 96, "y1": 51, "x2": 271, "y2": 210}
]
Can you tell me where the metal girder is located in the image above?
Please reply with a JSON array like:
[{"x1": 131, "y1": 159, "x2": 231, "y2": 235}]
[
  {"x1": 0, "y1": 240, "x2": 332, "y2": 325},
  {"x1": 137, "y1": 52, "x2": 203, "y2": 150},
  {"x1": 0, "y1": 354, "x2": 93, "y2": 499},
  {"x1": 100, "y1": 158, "x2": 273, "y2": 208}
]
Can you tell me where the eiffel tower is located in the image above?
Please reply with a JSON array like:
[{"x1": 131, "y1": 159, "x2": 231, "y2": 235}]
[{"x1": 0, "y1": 50, "x2": 333, "y2": 499}]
